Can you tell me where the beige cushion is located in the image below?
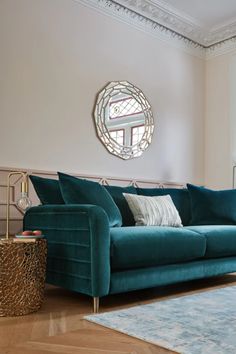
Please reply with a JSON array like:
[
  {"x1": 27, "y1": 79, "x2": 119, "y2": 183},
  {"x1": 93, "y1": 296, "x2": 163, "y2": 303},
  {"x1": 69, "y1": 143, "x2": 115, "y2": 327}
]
[{"x1": 123, "y1": 193, "x2": 183, "y2": 227}]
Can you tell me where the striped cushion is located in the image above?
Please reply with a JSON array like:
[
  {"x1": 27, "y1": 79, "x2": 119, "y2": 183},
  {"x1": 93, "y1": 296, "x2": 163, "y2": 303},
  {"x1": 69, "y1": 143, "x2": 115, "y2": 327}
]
[{"x1": 123, "y1": 193, "x2": 183, "y2": 227}]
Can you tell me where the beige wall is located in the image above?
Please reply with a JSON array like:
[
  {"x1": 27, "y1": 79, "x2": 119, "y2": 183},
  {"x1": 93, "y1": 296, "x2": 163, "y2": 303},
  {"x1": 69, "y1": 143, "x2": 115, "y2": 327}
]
[
  {"x1": 0, "y1": 0, "x2": 205, "y2": 184},
  {"x1": 205, "y1": 51, "x2": 236, "y2": 189}
]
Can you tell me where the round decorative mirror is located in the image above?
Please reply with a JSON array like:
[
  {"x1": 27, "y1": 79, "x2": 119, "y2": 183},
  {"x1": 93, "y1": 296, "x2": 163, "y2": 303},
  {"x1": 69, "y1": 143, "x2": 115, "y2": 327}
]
[{"x1": 94, "y1": 81, "x2": 154, "y2": 160}]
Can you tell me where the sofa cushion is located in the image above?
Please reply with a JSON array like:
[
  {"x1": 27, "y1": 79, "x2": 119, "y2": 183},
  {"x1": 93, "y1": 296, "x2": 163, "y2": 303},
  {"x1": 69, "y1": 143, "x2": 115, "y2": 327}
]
[
  {"x1": 187, "y1": 183, "x2": 236, "y2": 225},
  {"x1": 137, "y1": 188, "x2": 190, "y2": 226},
  {"x1": 110, "y1": 226, "x2": 206, "y2": 270},
  {"x1": 30, "y1": 175, "x2": 64, "y2": 204},
  {"x1": 58, "y1": 172, "x2": 122, "y2": 227},
  {"x1": 186, "y1": 225, "x2": 236, "y2": 258},
  {"x1": 104, "y1": 185, "x2": 137, "y2": 226},
  {"x1": 123, "y1": 193, "x2": 183, "y2": 227}
]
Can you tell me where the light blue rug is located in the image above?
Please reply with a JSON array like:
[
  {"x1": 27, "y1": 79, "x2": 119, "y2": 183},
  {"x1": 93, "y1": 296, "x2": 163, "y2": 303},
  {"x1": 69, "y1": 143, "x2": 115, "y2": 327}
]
[{"x1": 85, "y1": 286, "x2": 236, "y2": 354}]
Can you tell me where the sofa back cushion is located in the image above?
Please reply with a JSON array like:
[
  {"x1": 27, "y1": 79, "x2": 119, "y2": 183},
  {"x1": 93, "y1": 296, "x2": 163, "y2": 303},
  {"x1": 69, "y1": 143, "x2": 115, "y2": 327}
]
[
  {"x1": 123, "y1": 193, "x2": 183, "y2": 227},
  {"x1": 30, "y1": 175, "x2": 64, "y2": 204},
  {"x1": 58, "y1": 172, "x2": 122, "y2": 227},
  {"x1": 187, "y1": 183, "x2": 236, "y2": 225},
  {"x1": 136, "y1": 187, "x2": 191, "y2": 226},
  {"x1": 104, "y1": 185, "x2": 137, "y2": 226}
]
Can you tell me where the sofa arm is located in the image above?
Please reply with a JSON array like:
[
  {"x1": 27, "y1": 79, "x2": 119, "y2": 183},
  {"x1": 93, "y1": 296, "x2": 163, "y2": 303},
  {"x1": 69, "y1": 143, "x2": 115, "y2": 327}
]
[{"x1": 24, "y1": 204, "x2": 110, "y2": 298}]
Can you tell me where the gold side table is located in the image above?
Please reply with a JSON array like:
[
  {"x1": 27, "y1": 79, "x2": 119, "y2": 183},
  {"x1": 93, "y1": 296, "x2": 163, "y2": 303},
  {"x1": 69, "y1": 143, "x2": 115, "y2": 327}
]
[{"x1": 0, "y1": 238, "x2": 47, "y2": 316}]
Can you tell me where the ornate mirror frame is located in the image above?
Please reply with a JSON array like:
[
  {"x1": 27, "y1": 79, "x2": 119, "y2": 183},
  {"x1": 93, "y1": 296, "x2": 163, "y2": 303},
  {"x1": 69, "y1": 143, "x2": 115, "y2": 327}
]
[{"x1": 94, "y1": 81, "x2": 154, "y2": 160}]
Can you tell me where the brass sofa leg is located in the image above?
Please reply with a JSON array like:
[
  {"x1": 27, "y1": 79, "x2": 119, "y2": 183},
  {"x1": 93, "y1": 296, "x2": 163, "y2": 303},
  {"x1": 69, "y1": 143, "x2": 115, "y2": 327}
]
[{"x1": 93, "y1": 297, "x2": 99, "y2": 313}]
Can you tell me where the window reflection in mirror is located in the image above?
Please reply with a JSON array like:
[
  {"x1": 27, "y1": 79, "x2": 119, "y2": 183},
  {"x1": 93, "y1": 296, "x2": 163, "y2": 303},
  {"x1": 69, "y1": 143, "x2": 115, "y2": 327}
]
[
  {"x1": 106, "y1": 94, "x2": 145, "y2": 146},
  {"x1": 109, "y1": 129, "x2": 124, "y2": 145},
  {"x1": 94, "y1": 80, "x2": 154, "y2": 160}
]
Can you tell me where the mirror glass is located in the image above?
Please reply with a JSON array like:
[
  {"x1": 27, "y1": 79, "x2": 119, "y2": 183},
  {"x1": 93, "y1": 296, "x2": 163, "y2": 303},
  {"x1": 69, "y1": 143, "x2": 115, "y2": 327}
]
[{"x1": 94, "y1": 81, "x2": 154, "y2": 160}]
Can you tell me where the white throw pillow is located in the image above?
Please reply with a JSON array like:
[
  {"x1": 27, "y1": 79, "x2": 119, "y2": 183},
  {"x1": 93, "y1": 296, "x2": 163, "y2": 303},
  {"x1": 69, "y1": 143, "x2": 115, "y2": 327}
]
[{"x1": 123, "y1": 193, "x2": 183, "y2": 227}]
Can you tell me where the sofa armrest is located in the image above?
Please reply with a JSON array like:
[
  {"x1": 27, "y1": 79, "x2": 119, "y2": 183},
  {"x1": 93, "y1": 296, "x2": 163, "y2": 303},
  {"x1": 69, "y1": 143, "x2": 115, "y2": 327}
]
[{"x1": 24, "y1": 204, "x2": 110, "y2": 297}]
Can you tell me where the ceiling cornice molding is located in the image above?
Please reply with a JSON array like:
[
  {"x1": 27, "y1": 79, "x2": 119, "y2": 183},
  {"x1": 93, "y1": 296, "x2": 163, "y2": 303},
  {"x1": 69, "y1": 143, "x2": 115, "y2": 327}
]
[
  {"x1": 206, "y1": 37, "x2": 236, "y2": 59},
  {"x1": 207, "y1": 22, "x2": 236, "y2": 46},
  {"x1": 145, "y1": 0, "x2": 203, "y2": 27},
  {"x1": 117, "y1": 0, "x2": 208, "y2": 45},
  {"x1": 119, "y1": 0, "x2": 236, "y2": 47},
  {"x1": 73, "y1": 0, "x2": 236, "y2": 59},
  {"x1": 75, "y1": 0, "x2": 205, "y2": 58}
]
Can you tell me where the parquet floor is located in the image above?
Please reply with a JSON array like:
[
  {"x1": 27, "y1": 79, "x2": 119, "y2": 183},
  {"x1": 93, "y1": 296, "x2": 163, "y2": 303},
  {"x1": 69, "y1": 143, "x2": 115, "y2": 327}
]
[{"x1": 1, "y1": 274, "x2": 236, "y2": 354}]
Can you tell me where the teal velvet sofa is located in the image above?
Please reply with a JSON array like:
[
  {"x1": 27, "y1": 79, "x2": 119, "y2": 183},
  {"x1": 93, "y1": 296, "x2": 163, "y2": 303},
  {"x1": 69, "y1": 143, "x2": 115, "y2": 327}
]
[{"x1": 24, "y1": 182, "x2": 236, "y2": 312}]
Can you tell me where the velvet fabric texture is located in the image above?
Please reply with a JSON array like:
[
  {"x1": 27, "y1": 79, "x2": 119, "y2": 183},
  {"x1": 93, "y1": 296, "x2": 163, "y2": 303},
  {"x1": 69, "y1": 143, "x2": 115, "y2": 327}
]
[
  {"x1": 187, "y1": 184, "x2": 236, "y2": 225},
  {"x1": 24, "y1": 204, "x2": 111, "y2": 297},
  {"x1": 110, "y1": 226, "x2": 205, "y2": 270},
  {"x1": 104, "y1": 185, "x2": 137, "y2": 226},
  {"x1": 29, "y1": 175, "x2": 64, "y2": 204},
  {"x1": 58, "y1": 172, "x2": 122, "y2": 227},
  {"x1": 137, "y1": 187, "x2": 191, "y2": 226},
  {"x1": 109, "y1": 257, "x2": 236, "y2": 294},
  {"x1": 186, "y1": 225, "x2": 236, "y2": 258},
  {"x1": 23, "y1": 204, "x2": 236, "y2": 299}
]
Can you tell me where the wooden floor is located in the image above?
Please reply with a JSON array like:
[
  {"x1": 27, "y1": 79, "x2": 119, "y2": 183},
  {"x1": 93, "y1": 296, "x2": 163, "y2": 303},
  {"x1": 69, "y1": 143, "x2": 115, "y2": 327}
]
[{"x1": 1, "y1": 275, "x2": 236, "y2": 354}]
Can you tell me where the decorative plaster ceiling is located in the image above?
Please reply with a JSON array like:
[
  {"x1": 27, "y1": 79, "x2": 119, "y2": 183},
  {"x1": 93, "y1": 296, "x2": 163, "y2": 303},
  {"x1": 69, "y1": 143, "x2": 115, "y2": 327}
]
[
  {"x1": 158, "y1": 0, "x2": 236, "y2": 28},
  {"x1": 117, "y1": 0, "x2": 236, "y2": 47},
  {"x1": 76, "y1": 0, "x2": 236, "y2": 58}
]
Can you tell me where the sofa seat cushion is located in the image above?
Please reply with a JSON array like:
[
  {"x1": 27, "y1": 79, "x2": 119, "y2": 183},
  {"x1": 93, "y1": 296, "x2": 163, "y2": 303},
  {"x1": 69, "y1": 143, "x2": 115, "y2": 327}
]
[
  {"x1": 110, "y1": 227, "x2": 206, "y2": 270},
  {"x1": 186, "y1": 225, "x2": 236, "y2": 259}
]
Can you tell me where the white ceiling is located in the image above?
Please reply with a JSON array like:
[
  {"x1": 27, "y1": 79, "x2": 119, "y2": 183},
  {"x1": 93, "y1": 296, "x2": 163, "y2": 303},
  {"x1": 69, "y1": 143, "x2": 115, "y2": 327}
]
[
  {"x1": 160, "y1": 0, "x2": 236, "y2": 29},
  {"x1": 117, "y1": 0, "x2": 236, "y2": 46}
]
